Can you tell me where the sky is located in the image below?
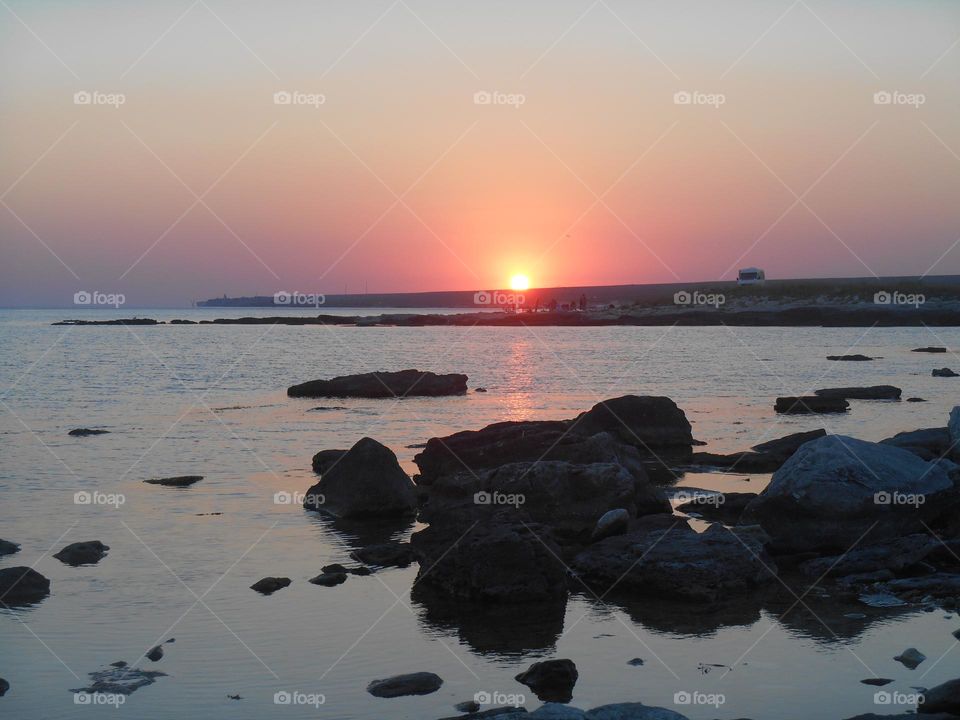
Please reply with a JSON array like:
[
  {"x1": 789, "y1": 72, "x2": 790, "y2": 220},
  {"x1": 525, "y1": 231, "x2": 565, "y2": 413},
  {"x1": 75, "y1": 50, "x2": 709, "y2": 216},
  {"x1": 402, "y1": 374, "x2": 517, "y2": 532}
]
[{"x1": 1, "y1": 0, "x2": 959, "y2": 307}]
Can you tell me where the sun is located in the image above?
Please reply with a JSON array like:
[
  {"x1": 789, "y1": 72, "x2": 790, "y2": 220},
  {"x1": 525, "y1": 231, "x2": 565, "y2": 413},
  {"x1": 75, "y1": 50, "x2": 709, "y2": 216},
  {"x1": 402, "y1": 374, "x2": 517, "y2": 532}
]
[{"x1": 510, "y1": 274, "x2": 530, "y2": 291}]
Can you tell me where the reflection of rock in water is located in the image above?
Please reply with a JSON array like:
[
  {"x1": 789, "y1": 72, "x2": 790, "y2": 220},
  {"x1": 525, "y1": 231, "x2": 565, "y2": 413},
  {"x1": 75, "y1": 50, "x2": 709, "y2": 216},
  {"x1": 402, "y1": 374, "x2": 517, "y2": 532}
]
[
  {"x1": 410, "y1": 584, "x2": 566, "y2": 657},
  {"x1": 310, "y1": 515, "x2": 416, "y2": 553}
]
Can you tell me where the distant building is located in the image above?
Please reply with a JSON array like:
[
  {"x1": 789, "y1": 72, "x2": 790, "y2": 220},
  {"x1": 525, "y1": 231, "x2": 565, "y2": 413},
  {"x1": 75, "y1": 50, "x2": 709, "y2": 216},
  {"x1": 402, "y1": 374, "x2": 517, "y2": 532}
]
[{"x1": 737, "y1": 267, "x2": 766, "y2": 286}]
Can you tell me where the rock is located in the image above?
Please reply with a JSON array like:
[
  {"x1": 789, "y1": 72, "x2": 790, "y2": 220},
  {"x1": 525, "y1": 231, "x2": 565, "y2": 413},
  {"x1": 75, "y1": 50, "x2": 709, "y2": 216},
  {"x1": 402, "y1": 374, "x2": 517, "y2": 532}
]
[
  {"x1": 250, "y1": 577, "x2": 291, "y2": 594},
  {"x1": 873, "y1": 574, "x2": 960, "y2": 601},
  {"x1": 585, "y1": 703, "x2": 690, "y2": 719},
  {"x1": 568, "y1": 396, "x2": 694, "y2": 460},
  {"x1": 309, "y1": 572, "x2": 347, "y2": 586},
  {"x1": 740, "y1": 435, "x2": 959, "y2": 553},
  {"x1": 321, "y1": 563, "x2": 369, "y2": 576},
  {"x1": 68, "y1": 428, "x2": 110, "y2": 436},
  {"x1": 893, "y1": 647, "x2": 926, "y2": 669},
  {"x1": 437, "y1": 709, "x2": 528, "y2": 719},
  {"x1": 751, "y1": 429, "x2": 827, "y2": 459},
  {"x1": 921, "y1": 677, "x2": 960, "y2": 714},
  {"x1": 860, "y1": 678, "x2": 893, "y2": 686},
  {"x1": 0, "y1": 678, "x2": 8, "y2": 696},
  {"x1": 420, "y1": 461, "x2": 669, "y2": 540},
  {"x1": 933, "y1": 368, "x2": 959, "y2": 377},
  {"x1": 350, "y1": 542, "x2": 413, "y2": 568},
  {"x1": 529, "y1": 704, "x2": 587, "y2": 719},
  {"x1": 827, "y1": 354, "x2": 874, "y2": 361},
  {"x1": 950, "y1": 407, "x2": 960, "y2": 460},
  {"x1": 627, "y1": 658, "x2": 644, "y2": 666},
  {"x1": 881, "y1": 428, "x2": 951, "y2": 460},
  {"x1": 109, "y1": 661, "x2": 127, "y2": 668},
  {"x1": 144, "y1": 475, "x2": 203, "y2": 487},
  {"x1": 311, "y1": 449, "x2": 347, "y2": 475},
  {"x1": 53, "y1": 541, "x2": 109, "y2": 566},
  {"x1": 774, "y1": 396, "x2": 849, "y2": 414},
  {"x1": 366, "y1": 671, "x2": 443, "y2": 697},
  {"x1": 411, "y1": 514, "x2": 568, "y2": 603},
  {"x1": 0, "y1": 539, "x2": 20, "y2": 556},
  {"x1": 146, "y1": 645, "x2": 164, "y2": 662},
  {"x1": 814, "y1": 386, "x2": 901, "y2": 400},
  {"x1": 515, "y1": 659, "x2": 578, "y2": 703},
  {"x1": 798, "y1": 534, "x2": 938, "y2": 579},
  {"x1": 573, "y1": 519, "x2": 775, "y2": 603},
  {"x1": 475, "y1": 387, "x2": 488, "y2": 393},
  {"x1": 675, "y1": 492, "x2": 757, "y2": 524},
  {"x1": 907, "y1": 397, "x2": 927, "y2": 402},
  {"x1": 288, "y1": 369, "x2": 467, "y2": 398},
  {"x1": 913, "y1": 347, "x2": 948, "y2": 353},
  {"x1": 592, "y1": 509, "x2": 630, "y2": 541},
  {"x1": 70, "y1": 665, "x2": 166, "y2": 696},
  {"x1": 456, "y1": 700, "x2": 481, "y2": 713},
  {"x1": 302, "y1": 437, "x2": 417, "y2": 519}
]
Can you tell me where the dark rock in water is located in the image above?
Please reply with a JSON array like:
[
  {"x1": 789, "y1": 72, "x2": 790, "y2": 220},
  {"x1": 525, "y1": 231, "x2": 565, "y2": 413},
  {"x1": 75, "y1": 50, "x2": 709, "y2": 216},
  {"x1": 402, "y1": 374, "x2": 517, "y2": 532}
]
[
  {"x1": 250, "y1": 577, "x2": 291, "y2": 594},
  {"x1": 145, "y1": 645, "x2": 164, "y2": 662},
  {"x1": 0, "y1": 678, "x2": 8, "y2": 696},
  {"x1": 774, "y1": 396, "x2": 849, "y2": 414},
  {"x1": 913, "y1": 346, "x2": 948, "y2": 353},
  {"x1": 438, "y1": 710, "x2": 528, "y2": 720},
  {"x1": 475, "y1": 387, "x2": 488, "y2": 393},
  {"x1": 1, "y1": 567, "x2": 52, "y2": 605},
  {"x1": 411, "y1": 514, "x2": 567, "y2": 603},
  {"x1": 814, "y1": 385, "x2": 901, "y2": 400},
  {"x1": 109, "y1": 661, "x2": 127, "y2": 668},
  {"x1": 583, "y1": 702, "x2": 688, "y2": 719},
  {"x1": 71, "y1": 665, "x2": 166, "y2": 696},
  {"x1": 591, "y1": 508, "x2": 630, "y2": 541},
  {"x1": 321, "y1": 563, "x2": 369, "y2": 575},
  {"x1": 568, "y1": 395, "x2": 693, "y2": 458},
  {"x1": 826, "y1": 354, "x2": 874, "y2": 361},
  {"x1": 880, "y1": 427, "x2": 951, "y2": 460},
  {"x1": 53, "y1": 541, "x2": 109, "y2": 566},
  {"x1": 311, "y1": 448, "x2": 347, "y2": 475},
  {"x1": 302, "y1": 437, "x2": 417, "y2": 518},
  {"x1": 689, "y1": 450, "x2": 781, "y2": 472},
  {"x1": 573, "y1": 519, "x2": 775, "y2": 602},
  {"x1": 144, "y1": 475, "x2": 203, "y2": 487},
  {"x1": 350, "y1": 542, "x2": 413, "y2": 568},
  {"x1": 933, "y1": 368, "x2": 959, "y2": 377},
  {"x1": 860, "y1": 678, "x2": 894, "y2": 686},
  {"x1": 907, "y1": 397, "x2": 927, "y2": 402},
  {"x1": 893, "y1": 647, "x2": 925, "y2": 669},
  {"x1": 307, "y1": 406, "x2": 347, "y2": 412},
  {"x1": 798, "y1": 534, "x2": 938, "y2": 579},
  {"x1": 874, "y1": 574, "x2": 960, "y2": 601},
  {"x1": 741, "y1": 435, "x2": 959, "y2": 553},
  {"x1": 366, "y1": 671, "x2": 443, "y2": 697},
  {"x1": 0, "y1": 539, "x2": 20, "y2": 556},
  {"x1": 309, "y1": 572, "x2": 347, "y2": 586},
  {"x1": 627, "y1": 658, "x2": 645, "y2": 666},
  {"x1": 921, "y1": 677, "x2": 960, "y2": 714},
  {"x1": 515, "y1": 659, "x2": 578, "y2": 703},
  {"x1": 751, "y1": 429, "x2": 827, "y2": 459},
  {"x1": 676, "y1": 492, "x2": 757, "y2": 524},
  {"x1": 68, "y1": 428, "x2": 110, "y2": 436},
  {"x1": 456, "y1": 699, "x2": 481, "y2": 712},
  {"x1": 288, "y1": 369, "x2": 467, "y2": 398}
]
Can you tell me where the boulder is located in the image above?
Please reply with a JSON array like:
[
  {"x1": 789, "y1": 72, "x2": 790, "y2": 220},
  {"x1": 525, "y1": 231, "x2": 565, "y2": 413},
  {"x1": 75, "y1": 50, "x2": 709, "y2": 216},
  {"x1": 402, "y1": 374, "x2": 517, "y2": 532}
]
[
  {"x1": 933, "y1": 368, "x2": 959, "y2": 377},
  {"x1": 814, "y1": 386, "x2": 901, "y2": 400},
  {"x1": 311, "y1": 449, "x2": 347, "y2": 475},
  {"x1": 881, "y1": 428, "x2": 951, "y2": 461},
  {"x1": 144, "y1": 475, "x2": 203, "y2": 487},
  {"x1": 515, "y1": 659, "x2": 578, "y2": 703},
  {"x1": 740, "y1": 435, "x2": 960, "y2": 553},
  {"x1": 145, "y1": 645, "x2": 164, "y2": 662},
  {"x1": 68, "y1": 428, "x2": 110, "y2": 436},
  {"x1": 410, "y1": 514, "x2": 567, "y2": 603},
  {"x1": 309, "y1": 572, "x2": 347, "y2": 586},
  {"x1": 53, "y1": 541, "x2": 109, "y2": 566},
  {"x1": 0, "y1": 566, "x2": 51, "y2": 605},
  {"x1": 568, "y1": 396, "x2": 693, "y2": 459},
  {"x1": 920, "y1": 677, "x2": 960, "y2": 714},
  {"x1": 913, "y1": 347, "x2": 948, "y2": 353},
  {"x1": 350, "y1": 541, "x2": 413, "y2": 568},
  {"x1": 572, "y1": 519, "x2": 775, "y2": 603},
  {"x1": 288, "y1": 369, "x2": 467, "y2": 398},
  {"x1": 302, "y1": 437, "x2": 417, "y2": 519},
  {"x1": 366, "y1": 671, "x2": 443, "y2": 697},
  {"x1": 752, "y1": 429, "x2": 827, "y2": 460},
  {"x1": 592, "y1": 509, "x2": 630, "y2": 541},
  {"x1": 798, "y1": 534, "x2": 938, "y2": 579},
  {"x1": 893, "y1": 647, "x2": 925, "y2": 669},
  {"x1": 0, "y1": 539, "x2": 20, "y2": 556},
  {"x1": 826, "y1": 354, "x2": 873, "y2": 361},
  {"x1": 774, "y1": 396, "x2": 849, "y2": 414},
  {"x1": 250, "y1": 577, "x2": 291, "y2": 594}
]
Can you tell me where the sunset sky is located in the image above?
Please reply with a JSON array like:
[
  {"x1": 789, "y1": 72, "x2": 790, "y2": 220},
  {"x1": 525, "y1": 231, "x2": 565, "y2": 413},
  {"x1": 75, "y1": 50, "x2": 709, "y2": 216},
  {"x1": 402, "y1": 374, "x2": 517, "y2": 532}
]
[{"x1": 2, "y1": 0, "x2": 959, "y2": 307}]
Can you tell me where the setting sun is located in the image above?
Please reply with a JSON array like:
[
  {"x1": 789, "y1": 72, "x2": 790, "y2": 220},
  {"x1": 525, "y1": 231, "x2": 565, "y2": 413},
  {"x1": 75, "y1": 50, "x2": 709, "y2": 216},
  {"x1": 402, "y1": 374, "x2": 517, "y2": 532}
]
[{"x1": 510, "y1": 274, "x2": 530, "y2": 291}]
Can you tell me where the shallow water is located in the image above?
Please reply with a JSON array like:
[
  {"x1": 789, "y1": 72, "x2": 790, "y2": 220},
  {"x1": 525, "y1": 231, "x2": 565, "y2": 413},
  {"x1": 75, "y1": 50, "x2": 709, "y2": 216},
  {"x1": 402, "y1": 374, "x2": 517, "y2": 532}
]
[{"x1": 2, "y1": 308, "x2": 960, "y2": 719}]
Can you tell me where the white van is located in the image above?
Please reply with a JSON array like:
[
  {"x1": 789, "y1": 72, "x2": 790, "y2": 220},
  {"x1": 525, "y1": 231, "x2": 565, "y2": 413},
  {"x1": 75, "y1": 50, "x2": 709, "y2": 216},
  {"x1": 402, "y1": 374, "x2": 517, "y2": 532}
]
[{"x1": 737, "y1": 267, "x2": 766, "y2": 286}]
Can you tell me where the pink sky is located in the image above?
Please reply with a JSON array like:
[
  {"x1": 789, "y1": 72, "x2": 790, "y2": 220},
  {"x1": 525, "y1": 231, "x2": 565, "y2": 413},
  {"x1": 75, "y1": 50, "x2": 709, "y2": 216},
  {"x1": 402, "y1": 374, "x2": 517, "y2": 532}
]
[{"x1": 2, "y1": 0, "x2": 959, "y2": 306}]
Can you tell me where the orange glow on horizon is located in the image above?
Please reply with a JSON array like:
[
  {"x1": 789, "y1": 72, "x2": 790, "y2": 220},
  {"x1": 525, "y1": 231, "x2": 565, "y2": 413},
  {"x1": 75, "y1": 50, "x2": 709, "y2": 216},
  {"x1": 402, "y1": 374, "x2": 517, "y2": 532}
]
[{"x1": 510, "y1": 274, "x2": 530, "y2": 291}]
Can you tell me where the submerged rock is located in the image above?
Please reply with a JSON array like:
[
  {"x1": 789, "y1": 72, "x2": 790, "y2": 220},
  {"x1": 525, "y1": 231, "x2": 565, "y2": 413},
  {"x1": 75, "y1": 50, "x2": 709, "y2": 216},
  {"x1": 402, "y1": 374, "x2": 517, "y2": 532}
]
[
  {"x1": 70, "y1": 665, "x2": 166, "y2": 696},
  {"x1": 145, "y1": 645, "x2": 164, "y2": 662},
  {"x1": 774, "y1": 396, "x2": 849, "y2": 414},
  {"x1": 0, "y1": 678, "x2": 8, "y2": 696},
  {"x1": 913, "y1": 346, "x2": 948, "y2": 353},
  {"x1": 68, "y1": 428, "x2": 110, "y2": 437},
  {"x1": 144, "y1": 475, "x2": 203, "y2": 487},
  {"x1": 814, "y1": 386, "x2": 901, "y2": 400},
  {"x1": 288, "y1": 369, "x2": 467, "y2": 398},
  {"x1": 250, "y1": 577, "x2": 291, "y2": 594},
  {"x1": 893, "y1": 647, "x2": 926, "y2": 669},
  {"x1": 366, "y1": 671, "x2": 443, "y2": 697},
  {"x1": 303, "y1": 437, "x2": 417, "y2": 519},
  {"x1": 515, "y1": 659, "x2": 578, "y2": 703},
  {"x1": 53, "y1": 541, "x2": 109, "y2": 566},
  {"x1": 0, "y1": 539, "x2": 20, "y2": 556},
  {"x1": 826, "y1": 354, "x2": 874, "y2": 361},
  {"x1": 933, "y1": 368, "x2": 959, "y2": 377},
  {"x1": 0, "y1": 566, "x2": 50, "y2": 605},
  {"x1": 309, "y1": 572, "x2": 347, "y2": 587}
]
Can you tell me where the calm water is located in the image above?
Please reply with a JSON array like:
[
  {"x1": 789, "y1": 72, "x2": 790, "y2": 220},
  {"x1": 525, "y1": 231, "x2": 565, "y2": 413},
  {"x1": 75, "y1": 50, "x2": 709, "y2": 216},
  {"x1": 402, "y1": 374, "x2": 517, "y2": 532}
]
[{"x1": 2, "y1": 308, "x2": 959, "y2": 719}]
